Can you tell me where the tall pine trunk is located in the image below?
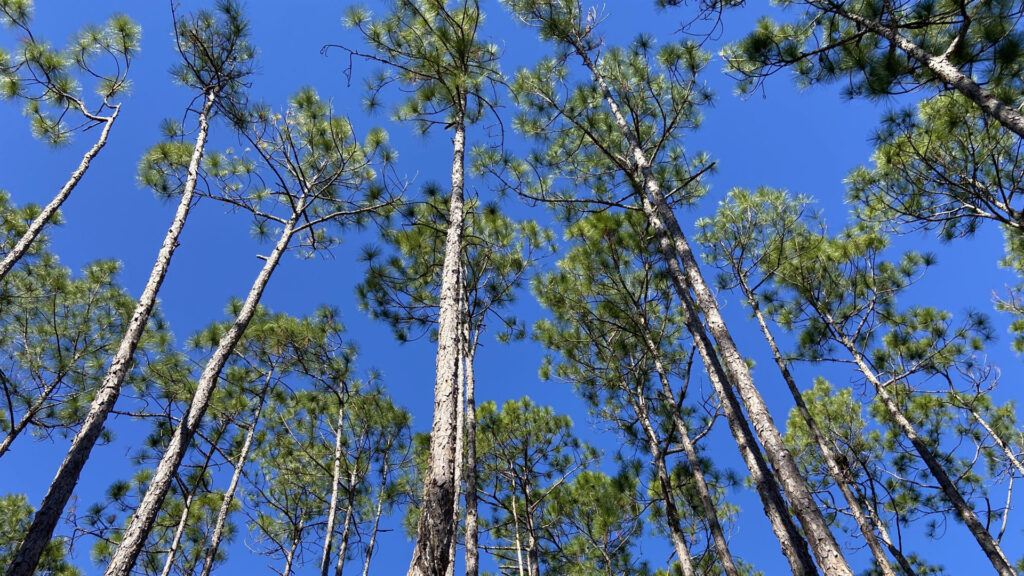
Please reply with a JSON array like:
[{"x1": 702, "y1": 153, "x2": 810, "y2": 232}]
[
  {"x1": 445, "y1": 294, "x2": 467, "y2": 576},
  {"x1": 743, "y1": 290, "x2": 896, "y2": 576},
  {"x1": 837, "y1": 8, "x2": 1024, "y2": 138},
  {"x1": 407, "y1": 101, "x2": 468, "y2": 576},
  {"x1": 5, "y1": 91, "x2": 216, "y2": 576},
  {"x1": 199, "y1": 376, "x2": 272, "y2": 576},
  {"x1": 102, "y1": 210, "x2": 300, "y2": 576},
  {"x1": 157, "y1": 487, "x2": 194, "y2": 576},
  {"x1": 825, "y1": 321, "x2": 1016, "y2": 576},
  {"x1": 630, "y1": 389, "x2": 698, "y2": 576},
  {"x1": 641, "y1": 331, "x2": 739, "y2": 576},
  {"x1": 361, "y1": 451, "x2": 392, "y2": 576},
  {"x1": 333, "y1": 466, "x2": 359, "y2": 576},
  {"x1": 463, "y1": 317, "x2": 480, "y2": 576},
  {"x1": 573, "y1": 45, "x2": 849, "y2": 576},
  {"x1": 0, "y1": 106, "x2": 119, "y2": 282},
  {"x1": 320, "y1": 398, "x2": 348, "y2": 576}
]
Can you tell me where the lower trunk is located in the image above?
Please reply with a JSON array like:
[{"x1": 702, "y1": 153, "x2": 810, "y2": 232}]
[
  {"x1": 5, "y1": 93, "x2": 215, "y2": 576},
  {"x1": 643, "y1": 337, "x2": 738, "y2": 576},
  {"x1": 464, "y1": 333, "x2": 480, "y2": 576},
  {"x1": 361, "y1": 456, "x2": 391, "y2": 576},
  {"x1": 746, "y1": 295, "x2": 896, "y2": 576},
  {"x1": 833, "y1": 327, "x2": 1016, "y2": 576},
  {"x1": 321, "y1": 400, "x2": 348, "y2": 576},
  {"x1": 407, "y1": 112, "x2": 467, "y2": 576},
  {"x1": 639, "y1": 196, "x2": 819, "y2": 576},
  {"x1": 631, "y1": 391, "x2": 697, "y2": 576},
  {"x1": 282, "y1": 516, "x2": 305, "y2": 576},
  {"x1": 199, "y1": 377, "x2": 272, "y2": 576},
  {"x1": 158, "y1": 490, "x2": 193, "y2": 576},
  {"x1": 102, "y1": 214, "x2": 298, "y2": 576},
  {"x1": 0, "y1": 107, "x2": 119, "y2": 282},
  {"x1": 333, "y1": 476, "x2": 357, "y2": 576},
  {"x1": 445, "y1": 321, "x2": 467, "y2": 576}
]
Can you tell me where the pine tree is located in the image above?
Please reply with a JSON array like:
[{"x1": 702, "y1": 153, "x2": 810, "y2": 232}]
[
  {"x1": 4, "y1": 5, "x2": 254, "y2": 572},
  {"x1": 0, "y1": 0, "x2": 138, "y2": 280},
  {"x1": 338, "y1": 3, "x2": 502, "y2": 573}
]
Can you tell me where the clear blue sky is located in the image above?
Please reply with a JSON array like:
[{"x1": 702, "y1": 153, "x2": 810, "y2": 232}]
[{"x1": 0, "y1": 1, "x2": 1018, "y2": 575}]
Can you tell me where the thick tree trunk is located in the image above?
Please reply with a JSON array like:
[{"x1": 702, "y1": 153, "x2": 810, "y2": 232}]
[
  {"x1": 827, "y1": 324, "x2": 1016, "y2": 576},
  {"x1": 0, "y1": 106, "x2": 119, "y2": 282},
  {"x1": 630, "y1": 390, "x2": 698, "y2": 576},
  {"x1": 839, "y1": 9, "x2": 1024, "y2": 139},
  {"x1": 446, "y1": 299, "x2": 467, "y2": 576},
  {"x1": 464, "y1": 328, "x2": 480, "y2": 576},
  {"x1": 199, "y1": 375, "x2": 273, "y2": 576},
  {"x1": 321, "y1": 399, "x2": 348, "y2": 576},
  {"x1": 745, "y1": 293, "x2": 896, "y2": 576},
  {"x1": 5, "y1": 92, "x2": 216, "y2": 576},
  {"x1": 361, "y1": 454, "x2": 391, "y2": 576},
  {"x1": 573, "y1": 45, "x2": 848, "y2": 576},
  {"x1": 641, "y1": 334, "x2": 739, "y2": 576},
  {"x1": 407, "y1": 103, "x2": 468, "y2": 576},
  {"x1": 102, "y1": 211, "x2": 299, "y2": 576}
]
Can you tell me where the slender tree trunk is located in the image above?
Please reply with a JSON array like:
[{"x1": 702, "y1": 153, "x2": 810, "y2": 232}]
[
  {"x1": 321, "y1": 399, "x2": 348, "y2": 576},
  {"x1": 333, "y1": 467, "x2": 359, "y2": 576},
  {"x1": 5, "y1": 92, "x2": 216, "y2": 576},
  {"x1": 826, "y1": 322, "x2": 1016, "y2": 576},
  {"x1": 744, "y1": 291, "x2": 897, "y2": 576},
  {"x1": 571, "y1": 44, "x2": 848, "y2": 576},
  {"x1": 158, "y1": 489, "x2": 194, "y2": 576},
  {"x1": 510, "y1": 490, "x2": 526, "y2": 576},
  {"x1": 961, "y1": 403, "x2": 1024, "y2": 478},
  {"x1": 102, "y1": 210, "x2": 300, "y2": 576},
  {"x1": 838, "y1": 8, "x2": 1024, "y2": 139},
  {"x1": 523, "y1": 506, "x2": 540, "y2": 576},
  {"x1": 282, "y1": 515, "x2": 305, "y2": 576},
  {"x1": 641, "y1": 334, "x2": 739, "y2": 576},
  {"x1": 199, "y1": 374, "x2": 273, "y2": 576},
  {"x1": 630, "y1": 390, "x2": 698, "y2": 576},
  {"x1": 361, "y1": 454, "x2": 391, "y2": 576},
  {"x1": 0, "y1": 377, "x2": 62, "y2": 459},
  {"x1": 0, "y1": 107, "x2": 119, "y2": 282},
  {"x1": 464, "y1": 328, "x2": 480, "y2": 576},
  {"x1": 408, "y1": 102, "x2": 468, "y2": 576},
  {"x1": 853, "y1": 482, "x2": 919, "y2": 576}
]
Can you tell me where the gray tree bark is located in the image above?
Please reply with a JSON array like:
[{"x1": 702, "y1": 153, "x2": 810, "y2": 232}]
[
  {"x1": 361, "y1": 450, "x2": 392, "y2": 576},
  {"x1": 0, "y1": 106, "x2": 119, "y2": 282},
  {"x1": 407, "y1": 103, "x2": 468, "y2": 576},
  {"x1": 199, "y1": 374, "x2": 273, "y2": 576},
  {"x1": 837, "y1": 7, "x2": 1024, "y2": 139},
  {"x1": 321, "y1": 399, "x2": 348, "y2": 576},
  {"x1": 102, "y1": 210, "x2": 300, "y2": 576},
  {"x1": 572, "y1": 44, "x2": 849, "y2": 575},
  {"x1": 744, "y1": 292, "x2": 897, "y2": 576},
  {"x1": 4, "y1": 91, "x2": 216, "y2": 576},
  {"x1": 463, "y1": 317, "x2": 480, "y2": 576}
]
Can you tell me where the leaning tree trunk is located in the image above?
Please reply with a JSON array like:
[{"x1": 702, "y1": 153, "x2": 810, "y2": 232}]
[
  {"x1": 0, "y1": 377, "x2": 63, "y2": 459},
  {"x1": 199, "y1": 375, "x2": 273, "y2": 576},
  {"x1": 0, "y1": 106, "x2": 119, "y2": 282},
  {"x1": 824, "y1": 318, "x2": 1017, "y2": 576},
  {"x1": 102, "y1": 210, "x2": 300, "y2": 576},
  {"x1": 744, "y1": 289, "x2": 897, "y2": 576},
  {"x1": 320, "y1": 398, "x2": 348, "y2": 576},
  {"x1": 853, "y1": 481, "x2": 919, "y2": 576},
  {"x1": 641, "y1": 332, "x2": 739, "y2": 576},
  {"x1": 158, "y1": 487, "x2": 194, "y2": 576},
  {"x1": 281, "y1": 514, "x2": 306, "y2": 576},
  {"x1": 5, "y1": 91, "x2": 216, "y2": 576},
  {"x1": 838, "y1": 8, "x2": 1024, "y2": 139},
  {"x1": 572, "y1": 43, "x2": 850, "y2": 576},
  {"x1": 407, "y1": 102, "x2": 468, "y2": 576},
  {"x1": 630, "y1": 388, "x2": 698, "y2": 576}
]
